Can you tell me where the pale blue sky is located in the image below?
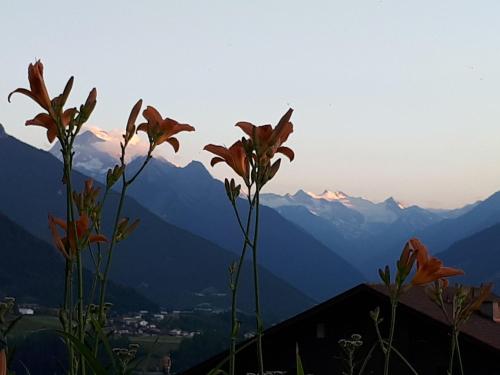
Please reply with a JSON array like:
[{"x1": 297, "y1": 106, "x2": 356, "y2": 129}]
[{"x1": 2, "y1": 1, "x2": 500, "y2": 208}]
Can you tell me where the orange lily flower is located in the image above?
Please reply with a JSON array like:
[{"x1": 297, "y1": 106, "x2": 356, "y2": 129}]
[
  {"x1": 8, "y1": 60, "x2": 53, "y2": 114},
  {"x1": 8, "y1": 60, "x2": 93, "y2": 143},
  {"x1": 409, "y1": 238, "x2": 464, "y2": 286},
  {"x1": 137, "y1": 106, "x2": 195, "y2": 152},
  {"x1": 204, "y1": 140, "x2": 250, "y2": 186},
  {"x1": 48, "y1": 214, "x2": 107, "y2": 259},
  {"x1": 235, "y1": 108, "x2": 294, "y2": 164},
  {"x1": 24, "y1": 108, "x2": 78, "y2": 143}
]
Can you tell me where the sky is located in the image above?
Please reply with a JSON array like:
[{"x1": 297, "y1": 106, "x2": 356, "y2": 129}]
[{"x1": 1, "y1": 1, "x2": 500, "y2": 209}]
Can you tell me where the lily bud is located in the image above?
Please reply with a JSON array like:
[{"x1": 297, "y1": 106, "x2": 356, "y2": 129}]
[
  {"x1": 378, "y1": 265, "x2": 391, "y2": 286},
  {"x1": 52, "y1": 76, "x2": 74, "y2": 114},
  {"x1": 73, "y1": 179, "x2": 101, "y2": 215},
  {"x1": 116, "y1": 218, "x2": 140, "y2": 242},
  {"x1": 396, "y1": 241, "x2": 417, "y2": 282},
  {"x1": 124, "y1": 99, "x2": 142, "y2": 145},
  {"x1": 232, "y1": 320, "x2": 241, "y2": 337},
  {"x1": 78, "y1": 88, "x2": 97, "y2": 124},
  {"x1": 106, "y1": 165, "x2": 124, "y2": 189},
  {"x1": 224, "y1": 178, "x2": 241, "y2": 204},
  {"x1": 267, "y1": 159, "x2": 281, "y2": 182},
  {"x1": 224, "y1": 178, "x2": 231, "y2": 201},
  {"x1": 369, "y1": 307, "x2": 382, "y2": 324}
]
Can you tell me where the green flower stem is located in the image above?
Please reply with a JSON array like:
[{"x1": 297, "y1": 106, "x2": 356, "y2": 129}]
[
  {"x1": 85, "y1": 189, "x2": 109, "y2": 327},
  {"x1": 251, "y1": 187, "x2": 264, "y2": 375},
  {"x1": 96, "y1": 175, "x2": 127, "y2": 326},
  {"x1": 232, "y1": 199, "x2": 254, "y2": 248},
  {"x1": 76, "y1": 249, "x2": 85, "y2": 375},
  {"x1": 63, "y1": 166, "x2": 84, "y2": 352},
  {"x1": 447, "y1": 328, "x2": 456, "y2": 375},
  {"x1": 455, "y1": 331, "x2": 464, "y2": 375},
  {"x1": 382, "y1": 340, "x2": 418, "y2": 375},
  {"x1": 373, "y1": 296, "x2": 418, "y2": 375},
  {"x1": 63, "y1": 257, "x2": 75, "y2": 375},
  {"x1": 373, "y1": 315, "x2": 387, "y2": 355},
  {"x1": 83, "y1": 244, "x2": 102, "y2": 328},
  {"x1": 62, "y1": 143, "x2": 83, "y2": 375},
  {"x1": 229, "y1": 193, "x2": 254, "y2": 375},
  {"x1": 358, "y1": 342, "x2": 377, "y2": 375},
  {"x1": 348, "y1": 350, "x2": 354, "y2": 375},
  {"x1": 384, "y1": 296, "x2": 398, "y2": 375},
  {"x1": 95, "y1": 151, "x2": 152, "y2": 356}
]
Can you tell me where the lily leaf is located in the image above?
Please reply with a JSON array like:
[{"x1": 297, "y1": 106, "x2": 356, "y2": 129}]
[
  {"x1": 55, "y1": 330, "x2": 107, "y2": 375},
  {"x1": 296, "y1": 343, "x2": 305, "y2": 375}
]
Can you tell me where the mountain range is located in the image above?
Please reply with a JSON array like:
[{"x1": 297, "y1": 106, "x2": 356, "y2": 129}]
[
  {"x1": 439, "y1": 222, "x2": 500, "y2": 288},
  {"x1": 4, "y1": 121, "x2": 499, "y2": 316},
  {"x1": 49, "y1": 129, "x2": 366, "y2": 302},
  {"x1": 261, "y1": 189, "x2": 500, "y2": 288},
  {"x1": 48, "y1": 127, "x2": 500, "y2": 291},
  {"x1": 261, "y1": 190, "x2": 450, "y2": 272},
  {"x1": 0, "y1": 211, "x2": 157, "y2": 311},
  {"x1": 0, "y1": 128, "x2": 316, "y2": 321},
  {"x1": 261, "y1": 189, "x2": 472, "y2": 238}
]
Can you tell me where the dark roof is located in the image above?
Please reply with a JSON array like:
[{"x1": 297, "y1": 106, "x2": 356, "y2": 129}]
[
  {"x1": 182, "y1": 283, "x2": 500, "y2": 374},
  {"x1": 254, "y1": 283, "x2": 500, "y2": 350},
  {"x1": 367, "y1": 283, "x2": 500, "y2": 350}
]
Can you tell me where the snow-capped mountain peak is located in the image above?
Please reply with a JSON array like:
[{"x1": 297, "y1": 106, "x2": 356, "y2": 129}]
[
  {"x1": 262, "y1": 189, "x2": 411, "y2": 226},
  {"x1": 384, "y1": 197, "x2": 406, "y2": 210},
  {"x1": 49, "y1": 126, "x2": 152, "y2": 178},
  {"x1": 88, "y1": 127, "x2": 113, "y2": 142},
  {"x1": 307, "y1": 190, "x2": 348, "y2": 201}
]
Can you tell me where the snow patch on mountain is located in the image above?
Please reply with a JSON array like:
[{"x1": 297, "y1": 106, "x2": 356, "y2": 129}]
[
  {"x1": 85, "y1": 126, "x2": 150, "y2": 162},
  {"x1": 295, "y1": 190, "x2": 406, "y2": 224},
  {"x1": 307, "y1": 190, "x2": 352, "y2": 206},
  {"x1": 49, "y1": 126, "x2": 167, "y2": 178},
  {"x1": 263, "y1": 189, "x2": 417, "y2": 227}
]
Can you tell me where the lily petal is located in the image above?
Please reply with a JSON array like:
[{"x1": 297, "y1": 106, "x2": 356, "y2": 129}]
[
  {"x1": 276, "y1": 146, "x2": 295, "y2": 161},
  {"x1": 143, "y1": 106, "x2": 163, "y2": 125},
  {"x1": 62, "y1": 108, "x2": 78, "y2": 127},
  {"x1": 166, "y1": 137, "x2": 180, "y2": 152},
  {"x1": 204, "y1": 144, "x2": 230, "y2": 159},
  {"x1": 210, "y1": 157, "x2": 225, "y2": 166},
  {"x1": 235, "y1": 121, "x2": 256, "y2": 137},
  {"x1": 25, "y1": 113, "x2": 58, "y2": 143}
]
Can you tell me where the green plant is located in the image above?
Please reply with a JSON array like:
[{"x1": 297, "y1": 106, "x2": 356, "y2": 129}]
[
  {"x1": 9, "y1": 60, "x2": 194, "y2": 374},
  {"x1": 205, "y1": 109, "x2": 295, "y2": 375},
  {"x1": 0, "y1": 297, "x2": 22, "y2": 375},
  {"x1": 376, "y1": 238, "x2": 463, "y2": 375},
  {"x1": 337, "y1": 334, "x2": 364, "y2": 375},
  {"x1": 427, "y1": 281, "x2": 493, "y2": 375},
  {"x1": 295, "y1": 343, "x2": 305, "y2": 375}
]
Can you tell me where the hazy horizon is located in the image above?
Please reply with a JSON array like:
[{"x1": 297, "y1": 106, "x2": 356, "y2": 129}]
[{"x1": 2, "y1": 1, "x2": 500, "y2": 209}]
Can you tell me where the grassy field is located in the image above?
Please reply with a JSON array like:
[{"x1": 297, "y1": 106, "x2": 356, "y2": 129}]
[
  {"x1": 130, "y1": 335, "x2": 183, "y2": 350},
  {"x1": 129, "y1": 335, "x2": 185, "y2": 370},
  {"x1": 7, "y1": 315, "x2": 186, "y2": 371},
  {"x1": 9, "y1": 314, "x2": 61, "y2": 338}
]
